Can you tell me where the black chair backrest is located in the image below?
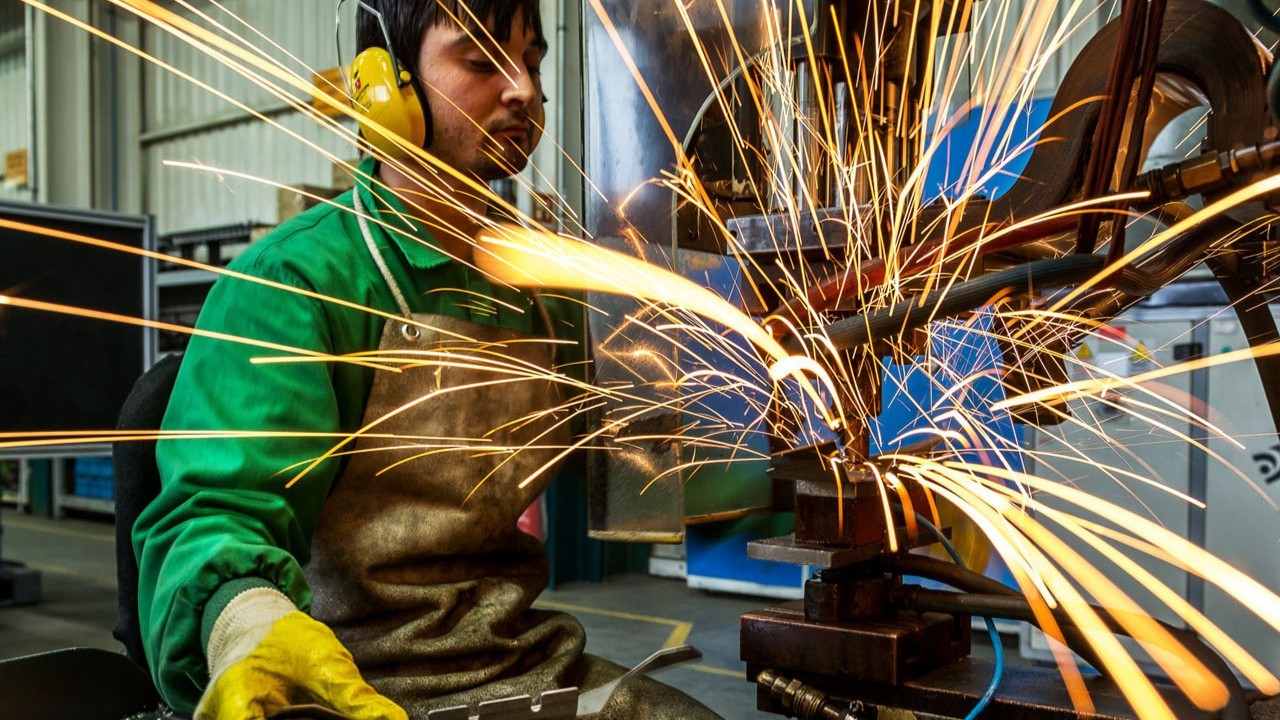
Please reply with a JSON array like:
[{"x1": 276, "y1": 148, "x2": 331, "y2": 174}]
[{"x1": 112, "y1": 353, "x2": 182, "y2": 669}]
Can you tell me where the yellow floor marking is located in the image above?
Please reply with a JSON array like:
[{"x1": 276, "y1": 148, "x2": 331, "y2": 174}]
[
  {"x1": 536, "y1": 599, "x2": 692, "y2": 648},
  {"x1": 3, "y1": 516, "x2": 114, "y2": 543},
  {"x1": 664, "y1": 617, "x2": 692, "y2": 648},
  {"x1": 26, "y1": 561, "x2": 117, "y2": 585},
  {"x1": 534, "y1": 599, "x2": 743, "y2": 677},
  {"x1": 688, "y1": 664, "x2": 745, "y2": 678}
]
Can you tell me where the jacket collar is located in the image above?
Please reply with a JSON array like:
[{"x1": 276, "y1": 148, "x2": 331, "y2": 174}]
[{"x1": 353, "y1": 156, "x2": 453, "y2": 272}]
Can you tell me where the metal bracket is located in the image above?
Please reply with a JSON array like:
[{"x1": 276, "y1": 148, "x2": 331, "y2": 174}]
[
  {"x1": 576, "y1": 644, "x2": 703, "y2": 716},
  {"x1": 268, "y1": 645, "x2": 703, "y2": 720},
  {"x1": 427, "y1": 687, "x2": 579, "y2": 720}
]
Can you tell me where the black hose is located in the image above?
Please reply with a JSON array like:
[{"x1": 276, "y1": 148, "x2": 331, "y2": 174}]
[
  {"x1": 822, "y1": 255, "x2": 1106, "y2": 352},
  {"x1": 1248, "y1": 0, "x2": 1280, "y2": 34},
  {"x1": 1251, "y1": 0, "x2": 1280, "y2": 122},
  {"x1": 888, "y1": 552, "x2": 1114, "y2": 675},
  {"x1": 888, "y1": 553, "x2": 1019, "y2": 597},
  {"x1": 900, "y1": 588, "x2": 1249, "y2": 720},
  {"x1": 1057, "y1": 215, "x2": 1248, "y2": 339}
]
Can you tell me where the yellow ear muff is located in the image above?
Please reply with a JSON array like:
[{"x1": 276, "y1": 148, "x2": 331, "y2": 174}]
[{"x1": 350, "y1": 47, "x2": 427, "y2": 160}]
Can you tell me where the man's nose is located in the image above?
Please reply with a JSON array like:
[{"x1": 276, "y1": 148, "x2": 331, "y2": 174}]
[{"x1": 502, "y1": 65, "x2": 537, "y2": 108}]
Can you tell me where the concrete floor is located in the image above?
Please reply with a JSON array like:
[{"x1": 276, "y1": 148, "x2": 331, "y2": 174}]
[
  {"x1": 0, "y1": 507, "x2": 777, "y2": 718},
  {"x1": 8, "y1": 509, "x2": 1276, "y2": 719},
  {"x1": 1, "y1": 512, "x2": 121, "y2": 659}
]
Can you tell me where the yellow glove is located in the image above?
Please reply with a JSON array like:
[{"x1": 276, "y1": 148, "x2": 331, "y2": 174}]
[{"x1": 195, "y1": 588, "x2": 407, "y2": 720}]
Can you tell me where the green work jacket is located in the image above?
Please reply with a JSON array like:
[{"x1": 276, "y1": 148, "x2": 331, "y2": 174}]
[{"x1": 133, "y1": 157, "x2": 583, "y2": 711}]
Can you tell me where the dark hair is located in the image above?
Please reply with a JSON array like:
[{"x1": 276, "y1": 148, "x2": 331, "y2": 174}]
[{"x1": 356, "y1": 0, "x2": 546, "y2": 66}]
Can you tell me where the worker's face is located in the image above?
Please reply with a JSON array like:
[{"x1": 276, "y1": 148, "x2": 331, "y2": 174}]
[{"x1": 416, "y1": 14, "x2": 545, "y2": 181}]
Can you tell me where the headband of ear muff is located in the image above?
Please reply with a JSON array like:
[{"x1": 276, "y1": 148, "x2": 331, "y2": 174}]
[{"x1": 350, "y1": 43, "x2": 432, "y2": 159}]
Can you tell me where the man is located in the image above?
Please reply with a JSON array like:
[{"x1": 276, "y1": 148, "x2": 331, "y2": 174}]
[{"x1": 133, "y1": 2, "x2": 723, "y2": 719}]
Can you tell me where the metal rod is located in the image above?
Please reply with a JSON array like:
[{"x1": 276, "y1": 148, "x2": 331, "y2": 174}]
[
  {"x1": 139, "y1": 100, "x2": 296, "y2": 146},
  {"x1": 820, "y1": 255, "x2": 1106, "y2": 351},
  {"x1": 756, "y1": 669, "x2": 869, "y2": 720},
  {"x1": 899, "y1": 587, "x2": 1249, "y2": 720}
]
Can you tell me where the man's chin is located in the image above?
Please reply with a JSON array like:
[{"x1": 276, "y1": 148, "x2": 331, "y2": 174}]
[{"x1": 477, "y1": 152, "x2": 532, "y2": 181}]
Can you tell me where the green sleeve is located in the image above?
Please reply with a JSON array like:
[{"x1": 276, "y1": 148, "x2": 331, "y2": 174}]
[{"x1": 134, "y1": 244, "x2": 347, "y2": 712}]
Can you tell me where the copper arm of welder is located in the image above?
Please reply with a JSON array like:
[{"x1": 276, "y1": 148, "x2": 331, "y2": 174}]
[
  {"x1": 764, "y1": 0, "x2": 1272, "y2": 336},
  {"x1": 763, "y1": 133, "x2": 1280, "y2": 342},
  {"x1": 763, "y1": 213, "x2": 1079, "y2": 341}
]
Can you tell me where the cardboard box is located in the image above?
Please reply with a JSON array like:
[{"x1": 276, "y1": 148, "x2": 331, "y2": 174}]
[
  {"x1": 332, "y1": 159, "x2": 360, "y2": 192},
  {"x1": 312, "y1": 67, "x2": 351, "y2": 119},
  {"x1": 277, "y1": 184, "x2": 340, "y2": 224},
  {"x1": 4, "y1": 148, "x2": 28, "y2": 189}
]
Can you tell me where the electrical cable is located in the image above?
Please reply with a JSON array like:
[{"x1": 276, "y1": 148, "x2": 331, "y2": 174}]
[
  {"x1": 820, "y1": 254, "x2": 1106, "y2": 352},
  {"x1": 901, "y1": 589, "x2": 1250, "y2": 720},
  {"x1": 1107, "y1": 0, "x2": 1167, "y2": 266},
  {"x1": 893, "y1": 512, "x2": 1246, "y2": 719},
  {"x1": 1075, "y1": 0, "x2": 1149, "y2": 254},
  {"x1": 909, "y1": 512, "x2": 1004, "y2": 720},
  {"x1": 890, "y1": 553, "x2": 1111, "y2": 675}
]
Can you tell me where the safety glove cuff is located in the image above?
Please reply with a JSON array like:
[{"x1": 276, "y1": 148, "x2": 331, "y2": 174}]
[{"x1": 205, "y1": 585, "x2": 296, "y2": 680}]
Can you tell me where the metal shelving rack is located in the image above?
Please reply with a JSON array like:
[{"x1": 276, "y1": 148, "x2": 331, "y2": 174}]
[
  {"x1": 50, "y1": 449, "x2": 116, "y2": 517},
  {"x1": 156, "y1": 222, "x2": 269, "y2": 354},
  {"x1": 0, "y1": 459, "x2": 29, "y2": 513},
  {"x1": 0, "y1": 447, "x2": 118, "y2": 518},
  {"x1": 1, "y1": 201, "x2": 157, "y2": 520}
]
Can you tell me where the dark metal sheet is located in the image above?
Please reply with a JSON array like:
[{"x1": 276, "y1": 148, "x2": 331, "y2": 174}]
[{"x1": 586, "y1": 236, "x2": 775, "y2": 541}]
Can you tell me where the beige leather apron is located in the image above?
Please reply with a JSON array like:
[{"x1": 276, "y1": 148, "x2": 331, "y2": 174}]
[
  {"x1": 304, "y1": 200, "x2": 721, "y2": 719},
  {"x1": 306, "y1": 312, "x2": 585, "y2": 714}
]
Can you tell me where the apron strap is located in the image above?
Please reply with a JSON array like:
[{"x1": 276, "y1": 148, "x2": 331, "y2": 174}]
[
  {"x1": 353, "y1": 187, "x2": 414, "y2": 320},
  {"x1": 354, "y1": 184, "x2": 563, "y2": 349}
]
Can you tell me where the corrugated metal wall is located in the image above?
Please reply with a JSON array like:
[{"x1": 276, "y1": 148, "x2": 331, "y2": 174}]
[
  {"x1": 143, "y1": 0, "x2": 572, "y2": 238},
  {"x1": 0, "y1": 30, "x2": 31, "y2": 203},
  {"x1": 942, "y1": 0, "x2": 1110, "y2": 109},
  {"x1": 142, "y1": 0, "x2": 357, "y2": 236},
  {"x1": 958, "y1": 0, "x2": 1205, "y2": 167},
  {"x1": 136, "y1": 0, "x2": 1140, "y2": 238}
]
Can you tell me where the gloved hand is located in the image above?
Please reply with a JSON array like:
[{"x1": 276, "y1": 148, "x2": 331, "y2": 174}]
[{"x1": 195, "y1": 587, "x2": 407, "y2": 720}]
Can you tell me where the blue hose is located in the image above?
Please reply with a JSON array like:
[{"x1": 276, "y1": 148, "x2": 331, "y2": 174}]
[{"x1": 912, "y1": 513, "x2": 1005, "y2": 719}]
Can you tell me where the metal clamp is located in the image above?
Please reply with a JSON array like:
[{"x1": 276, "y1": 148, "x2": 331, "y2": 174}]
[
  {"x1": 575, "y1": 644, "x2": 703, "y2": 717},
  {"x1": 268, "y1": 644, "x2": 702, "y2": 720}
]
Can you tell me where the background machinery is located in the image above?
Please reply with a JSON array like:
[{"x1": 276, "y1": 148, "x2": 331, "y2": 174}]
[{"x1": 583, "y1": 1, "x2": 1280, "y2": 717}]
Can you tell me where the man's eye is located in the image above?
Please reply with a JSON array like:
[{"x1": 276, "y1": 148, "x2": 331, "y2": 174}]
[
  {"x1": 468, "y1": 59, "x2": 497, "y2": 72},
  {"x1": 526, "y1": 63, "x2": 542, "y2": 76}
]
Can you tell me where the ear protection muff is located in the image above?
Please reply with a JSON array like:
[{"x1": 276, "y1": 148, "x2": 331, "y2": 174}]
[{"x1": 341, "y1": 0, "x2": 431, "y2": 160}]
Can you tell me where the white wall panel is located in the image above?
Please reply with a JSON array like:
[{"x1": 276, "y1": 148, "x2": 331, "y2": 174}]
[
  {"x1": 934, "y1": 0, "x2": 1111, "y2": 114},
  {"x1": 143, "y1": 0, "x2": 356, "y2": 235},
  {"x1": 143, "y1": 0, "x2": 342, "y2": 133},
  {"x1": 0, "y1": 45, "x2": 30, "y2": 203},
  {"x1": 147, "y1": 111, "x2": 357, "y2": 235}
]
